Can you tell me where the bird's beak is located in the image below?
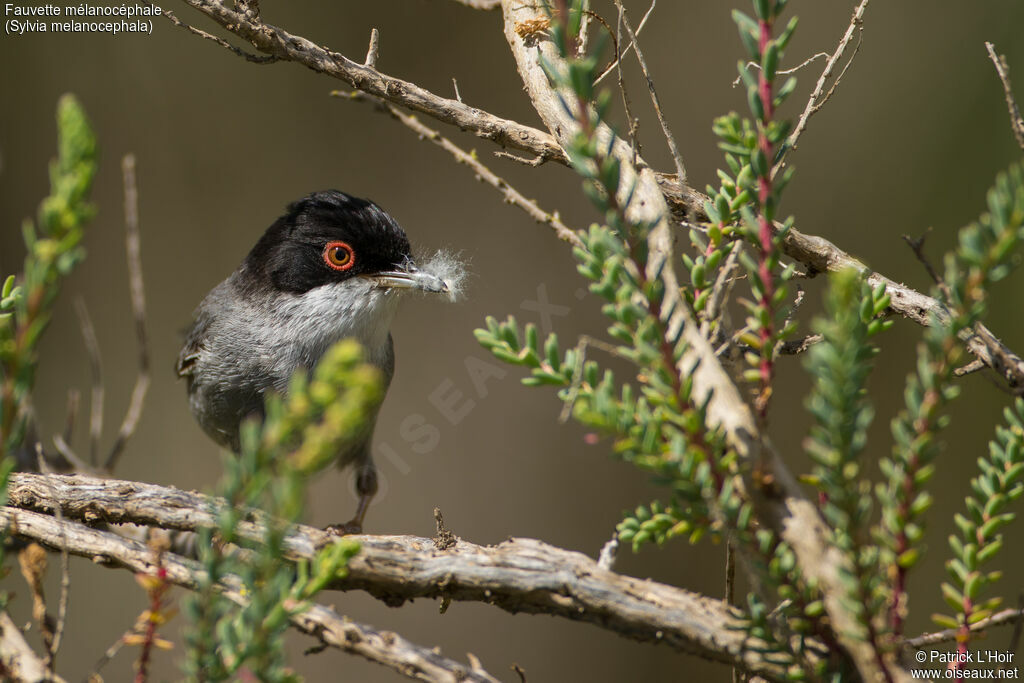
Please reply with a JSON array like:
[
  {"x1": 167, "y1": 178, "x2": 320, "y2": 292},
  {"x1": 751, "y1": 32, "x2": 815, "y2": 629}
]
[{"x1": 369, "y1": 266, "x2": 449, "y2": 294}]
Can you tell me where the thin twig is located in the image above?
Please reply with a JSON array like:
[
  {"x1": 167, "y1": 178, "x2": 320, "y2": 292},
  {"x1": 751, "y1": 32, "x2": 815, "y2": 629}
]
[
  {"x1": 953, "y1": 359, "x2": 987, "y2": 377},
  {"x1": 778, "y1": 0, "x2": 870, "y2": 171},
  {"x1": 73, "y1": 298, "x2": 103, "y2": 467},
  {"x1": 732, "y1": 52, "x2": 830, "y2": 87},
  {"x1": 902, "y1": 230, "x2": 953, "y2": 302},
  {"x1": 1009, "y1": 595, "x2": 1024, "y2": 657},
  {"x1": 35, "y1": 450, "x2": 70, "y2": 672},
  {"x1": 173, "y1": 0, "x2": 567, "y2": 163},
  {"x1": 777, "y1": 334, "x2": 823, "y2": 356},
  {"x1": 493, "y1": 150, "x2": 546, "y2": 166},
  {"x1": 986, "y1": 42, "x2": 1024, "y2": 150},
  {"x1": 334, "y1": 91, "x2": 582, "y2": 248},
  {"x1": 105, "y1": 154, "x2": 151, "y2": 472},
  {"x1": 904, "y1": 606, "x2": 1024, "y2": 648},
  {"x1": 612, "y1": 0, "x2": 687, "y2": 185},
  {"x1": 158, "y1": 5, "x2": 279, "y2": 63},
  {"x1": 614, "y1": 3, "x2": 641, "y2": 164},
  {"x1": 61, "y1": 389, "x2": 79, "y2": 450},
  {"x1": 593, "y1": 0, "x2": 656, "y2": 85}
]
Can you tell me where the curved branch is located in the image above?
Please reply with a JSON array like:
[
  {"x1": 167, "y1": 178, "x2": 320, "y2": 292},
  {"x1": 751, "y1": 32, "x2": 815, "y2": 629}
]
[
  {"x1": 0, "y1": 503, "x2": 500, "y2": 683},
  {"x1": 4, "y1": 472, "x2": 792, "y2": 682},
  {"x1": 174, "y1": 0, "x2": 565, "y2": 163}
]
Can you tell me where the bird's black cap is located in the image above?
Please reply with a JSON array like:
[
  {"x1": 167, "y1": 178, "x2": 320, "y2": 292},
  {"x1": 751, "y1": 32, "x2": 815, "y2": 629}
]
[{"x1": 242, "y1": 190, "x2": 413, "y2": 294}]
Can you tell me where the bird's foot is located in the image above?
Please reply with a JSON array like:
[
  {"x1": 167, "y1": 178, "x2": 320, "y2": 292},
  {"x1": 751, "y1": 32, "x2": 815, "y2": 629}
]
[{"x1": 323, "y1": 519, "x2": 362, "y2": 536}]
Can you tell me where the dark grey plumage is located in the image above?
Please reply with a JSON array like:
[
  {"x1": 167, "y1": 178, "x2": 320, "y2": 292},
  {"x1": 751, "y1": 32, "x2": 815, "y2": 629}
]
[{"x1": 177, "y1": 190, "x2": 447, "y2": 532}]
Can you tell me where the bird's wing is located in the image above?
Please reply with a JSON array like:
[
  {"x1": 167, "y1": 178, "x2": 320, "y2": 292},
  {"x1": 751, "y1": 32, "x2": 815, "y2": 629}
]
[{"x1": 175, "y1": 311, "x2": 213, "y2": 379}]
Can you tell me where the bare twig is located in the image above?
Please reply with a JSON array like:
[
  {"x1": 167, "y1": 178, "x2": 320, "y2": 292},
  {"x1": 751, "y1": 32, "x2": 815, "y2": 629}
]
[
  {"x1": 954, "y1": 359, "x2": 987, "y2": 377},
  {"x1": 777, "y1": 334, "x2": 823, "y2": 356},
  {"x1": 614, "y1": 5, "x2": 641, "y2": 163},
  {"x1": 60, "y1": 389, "x2": 78, "y2": 449},
  {"x1": 105, "y1": 155, "x2": 150, "y2": 472},
  {"x1": 778, "y1": 0, "x2": 870, "y2": 171},
  {"x1": 594, "y1": 0, "x2": 656, "y2": 85},
  {"x1": 904, "y1": 606, "x2": 1024, "y2": 648},
  {"x1": 73, "y1": 299, "x2": 103, "y2": 467},
  {"x1": 335, "y1": 91, "x2": 582, "y2": 248},
  {"x1": 35, "y1": 452, "x2": 70, "y2": 671},
  {"x1": 732, "y1": 52, "x2": 831, "y2": 87},
  {"x1": 902, "y1": 230, "x2": 952, "y2": 301},
  {"x1": 986, "y1": 42, "x2": 1024, "y2": 150},
  {"x1": 5, "y1": 472, "x2": 795, "y2": 680},
  {"x1": 612, "y1": 0, "x2": 686, "y2": 185},
  {"x1": 158, "y1": 5, "x2": 279, "y2": 63},
  {"x1": 173, "y1": 0, "x2": 567, "y2": 163},
  {"x1": 493, "y1": 150, "x2": 546, "y2": 166}
]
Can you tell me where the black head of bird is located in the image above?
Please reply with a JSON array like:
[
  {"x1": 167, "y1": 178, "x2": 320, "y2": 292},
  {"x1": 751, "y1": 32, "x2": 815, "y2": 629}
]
[{"x1": 177, "y1": 190, "x2": 453, "y2": 533}]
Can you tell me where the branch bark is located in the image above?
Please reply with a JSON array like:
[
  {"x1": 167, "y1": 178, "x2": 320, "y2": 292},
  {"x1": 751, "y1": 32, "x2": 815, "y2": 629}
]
[
  {"x1": 174, "y1": 0, "x2": 566, "y2": 163},
  {"x1": 0, "y1": 611, "x2": 68, "y2": 683},
  {"x1": 1, "y1": 501, "x2": 501, "y2": 683},
  {"x1": 4, "y1": 472, "x2": 793, "y2": 681}
]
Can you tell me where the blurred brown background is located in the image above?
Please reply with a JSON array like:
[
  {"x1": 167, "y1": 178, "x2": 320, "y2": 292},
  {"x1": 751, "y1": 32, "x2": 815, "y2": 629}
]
[{"x1": 2, "y1": 1, "x2": 1024, "y2": 681}]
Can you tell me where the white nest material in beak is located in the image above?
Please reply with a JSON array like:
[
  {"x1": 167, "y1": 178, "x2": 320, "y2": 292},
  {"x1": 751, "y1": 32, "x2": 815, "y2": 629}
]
[{"x1": 417, "y1": 250, "x2": 468, "y2": 302}]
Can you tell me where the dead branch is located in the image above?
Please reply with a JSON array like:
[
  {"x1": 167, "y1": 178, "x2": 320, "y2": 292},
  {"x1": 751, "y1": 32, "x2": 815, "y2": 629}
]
[
  {"x1": 779, "y1": 0, "x2": 871, "y2": 169},
  {"x1": 335, "y1": 91, "x2": 582, "y2": 248},
  {"x1": 612, "y1": 0, "x2": 687, "y2": 184},
  {"x1": 4, "y1": 472, "x2": 794, "y2": 681},
  {"x1": 986, "y1": 41, "x2": 1024, "y2": 150},
  {"x1": 104, "y1": 154, "x2": 150, "y2": 472},
  {"x1": 0, "y1": 504, "x2": 502, "y2": 683},
  {"x1": 173, "y1": 0, "x2": 566, "y2": 163}
]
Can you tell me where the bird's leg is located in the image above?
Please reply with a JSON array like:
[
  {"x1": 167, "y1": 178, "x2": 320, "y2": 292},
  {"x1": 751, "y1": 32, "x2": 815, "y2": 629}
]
[{"x1": 324, "y1": 463, "x2": 377, "y2": 535}]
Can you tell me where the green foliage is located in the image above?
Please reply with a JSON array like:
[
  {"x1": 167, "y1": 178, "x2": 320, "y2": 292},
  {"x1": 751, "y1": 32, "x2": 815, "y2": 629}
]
[
  {"x1": 877, "y1": 163, "x2": 1024, "y2": 633},
  {"x1": 184, "y1": 340, "x2": 379, "y2": 681},
  {"x1": 719, "y1": 4, "x2": 799, "y2": 403},
  {"x1": 0, "y1": 95, "x2": 96, "y2": 607},
  {"x1": 934, "y1": 398, "x2": 1024, "y2": 631},
  {"x1": 804, "y1": 269, "x2": 891, "y2": 642},
  {"x1": 0, "y1": 94, "x2": 97, "y2": 461}
]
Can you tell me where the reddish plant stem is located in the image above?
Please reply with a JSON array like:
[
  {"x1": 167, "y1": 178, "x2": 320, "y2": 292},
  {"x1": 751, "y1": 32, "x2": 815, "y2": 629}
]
[
  {"x1": 135, "y1": 564, "x2": 169, "y2": 683},
  {"x1": 754, "y1": 17, "x2": 777, "y2": 422}
]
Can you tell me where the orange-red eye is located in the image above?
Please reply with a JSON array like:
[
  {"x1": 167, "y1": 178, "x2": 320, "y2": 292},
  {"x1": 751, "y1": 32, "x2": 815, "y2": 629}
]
[{"x1": 323, "y1": 241, "x2": 354, "y2": 271}]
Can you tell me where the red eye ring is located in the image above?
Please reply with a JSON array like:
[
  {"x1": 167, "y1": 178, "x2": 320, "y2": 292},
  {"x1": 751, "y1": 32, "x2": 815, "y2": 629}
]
[{"x1": 323, "y1": 241, "x2": 355, "y2": 271}]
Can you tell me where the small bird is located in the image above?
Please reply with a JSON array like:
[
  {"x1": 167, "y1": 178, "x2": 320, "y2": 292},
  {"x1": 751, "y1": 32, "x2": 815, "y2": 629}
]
[{"x1": 177, "y1": 190, "x2": 452, "y2": 533}]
